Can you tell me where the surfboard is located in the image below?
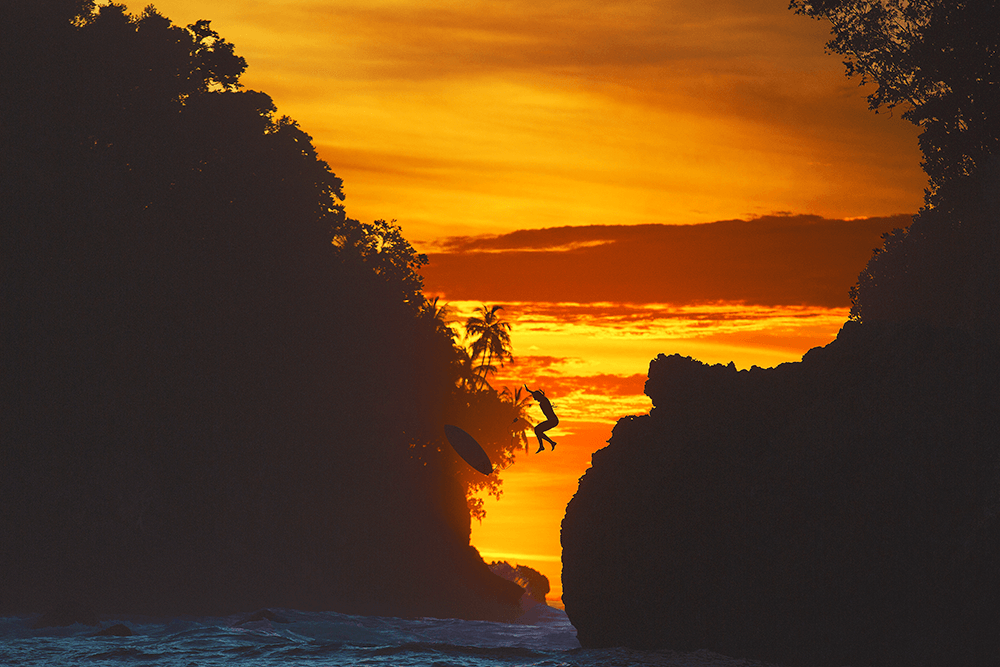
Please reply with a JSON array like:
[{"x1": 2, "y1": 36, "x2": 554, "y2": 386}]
[{"x1": 443, "y1": 424, "x2": 493, "y2": 476}]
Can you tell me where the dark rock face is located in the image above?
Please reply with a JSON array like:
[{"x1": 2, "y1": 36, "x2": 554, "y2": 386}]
[
  {"x1": 490, "y1": 561, "x2": 550, "y2": 605},
  {"x1": 562, "y1": 321, "x2": 1000, "y2": 667}
]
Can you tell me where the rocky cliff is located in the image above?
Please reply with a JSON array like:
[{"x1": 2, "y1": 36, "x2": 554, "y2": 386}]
[{"x1": 562, "y1": 320, "x2": 1000, "y2": 666}]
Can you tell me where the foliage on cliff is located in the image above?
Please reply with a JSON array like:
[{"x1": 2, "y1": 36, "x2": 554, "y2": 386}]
[
  {"x1": 791, "y1": 0, "x2": 1000, "y2": 203},
  {"x1": 848, "y1": 160, "x2": 1000, "y2": 333},
  {"x1": 792, "y1": 0, "x2": 999, "y2": 336},
  {"x1": 0, "y1": 1, "x2": 523, "y2": 618}
]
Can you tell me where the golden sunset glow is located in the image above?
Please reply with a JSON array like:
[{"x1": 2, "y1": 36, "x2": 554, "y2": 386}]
[
  {"x1": 149, "y1": 0, "x2": 928, "y2": 603},
  {"x1": 444, "y1": 299, "x2": 851, "y2": 600},
  {"x1": 153, "y1": 0, "x2": 924, "y2": 239}
]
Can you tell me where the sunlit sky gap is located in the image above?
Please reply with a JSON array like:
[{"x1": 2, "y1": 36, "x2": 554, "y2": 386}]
[{"x1": 150, "y1": 0, "x2": 926, "y2": 601}]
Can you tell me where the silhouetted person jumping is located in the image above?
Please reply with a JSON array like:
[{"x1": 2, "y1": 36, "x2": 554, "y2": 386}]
[{"x1": 524, "y1": 385, "x2": 559, "y2": 453}]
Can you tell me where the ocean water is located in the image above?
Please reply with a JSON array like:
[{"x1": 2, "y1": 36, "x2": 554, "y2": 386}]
[{"x1": 0, "y1": 605, "x2": 776, "y2": 667}]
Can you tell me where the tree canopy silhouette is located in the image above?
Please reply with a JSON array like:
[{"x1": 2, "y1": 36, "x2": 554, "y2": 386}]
[
  {"x1": 791, "y1": 0, "x2": 1000, "y2": 204},
  {"x1": 411, "y1": 301, "x2": 529, "y2": 520},
  {"x1": 335, "y1": 218, "x2": 428, "y2": 308},
  {"x1": 790, "y1": 0, "x2": 1000, "y2": 335},
  {"x1": 1, "y1": 1, "x2": 525, "y2": 618}
]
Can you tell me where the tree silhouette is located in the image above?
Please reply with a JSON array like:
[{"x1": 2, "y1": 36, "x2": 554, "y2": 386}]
[
  {"x1": 420, "y1": 300, "x2": 483, "y2": 391},
  {"x1": 464, "y1": 305, "x2": 513, "y2": 390},
  {"x1": 335, "y1": 218, "x2": 428, "y2": 308},
  {"x1": 450, "y1": 347, "x2": 479, "y2": 390},
  {"x1": 791, "y1": 0, "x2": 1000, "y2": 204},
  {"x1": 1, "y1": 1, "x2": 526, "y2": 619},
  {"x1": 445, "y1": 384, "x2": 532, "y2": 522},
  {"x1": 791, "y1": 0, "x2": 1000, "y2": 336},
  {"x1": 420, "y1": 296, "x2": 453, "y2": 334},
  {"x1": 405, "y1": 298, "x2": 529, "y2": 519}
]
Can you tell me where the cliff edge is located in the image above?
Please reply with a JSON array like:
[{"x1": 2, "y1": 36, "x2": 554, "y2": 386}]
[{"x1": 562, "y1": 320, "x2": 1000, "y2": 666}]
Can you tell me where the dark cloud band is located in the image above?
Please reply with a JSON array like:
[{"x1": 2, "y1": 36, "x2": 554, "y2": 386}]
[{"x1": 421, "y1": 214, "x2": 912, "y2": 308}]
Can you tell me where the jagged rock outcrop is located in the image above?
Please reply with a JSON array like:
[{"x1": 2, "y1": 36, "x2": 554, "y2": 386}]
[
  {"x1": 562, "y1": 320, "x2": 1000, "y2": 667},
  {"x1": 490, "y1": 562, "x2": 551, "y2": 606}
]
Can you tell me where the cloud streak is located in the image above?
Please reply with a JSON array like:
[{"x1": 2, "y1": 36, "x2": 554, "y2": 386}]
[
  {"x1": 155, "y1": 0, "x2": 926, "y2": 240},
  {"x1": 444, "y1": 299, "x2": 850, "y2": 422},
  {"x1": 249, "y1": 0, "x2": 847, "y2": 92},
  {"x1": 423, "y1": 214, "x2": 910, "y2": 307}
]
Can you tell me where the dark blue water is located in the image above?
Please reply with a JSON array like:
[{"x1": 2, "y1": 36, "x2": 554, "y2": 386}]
[{"x1": 1, "y1": 606, "x2": 775, "y2": 666}]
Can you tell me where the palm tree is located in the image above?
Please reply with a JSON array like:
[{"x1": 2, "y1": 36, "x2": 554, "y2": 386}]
[{"x1": 464, "y1": 304, "x2": 513, "y2": 390}]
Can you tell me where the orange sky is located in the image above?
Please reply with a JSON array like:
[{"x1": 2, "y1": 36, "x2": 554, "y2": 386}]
[{"x1": 149, "y1": 0, "x2": 927, "y2": 603}]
